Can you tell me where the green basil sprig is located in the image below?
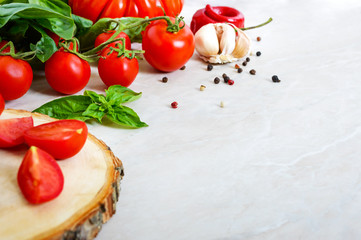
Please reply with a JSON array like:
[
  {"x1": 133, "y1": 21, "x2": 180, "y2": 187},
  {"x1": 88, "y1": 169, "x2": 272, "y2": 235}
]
[{"x1": 33, "y1": 85, "x2": 147, "y2": 128}]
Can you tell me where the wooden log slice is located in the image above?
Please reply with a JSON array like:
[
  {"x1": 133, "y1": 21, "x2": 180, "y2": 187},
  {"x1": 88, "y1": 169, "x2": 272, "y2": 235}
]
[{"x1": 0, "y1": 109, "x2": 124, "y2": 240}]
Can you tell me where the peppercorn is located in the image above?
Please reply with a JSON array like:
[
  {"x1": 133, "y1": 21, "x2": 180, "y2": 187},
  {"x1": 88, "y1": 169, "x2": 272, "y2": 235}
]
[
  {"x1": 237, "y1": 68, "x2": 243, "y2": 73},
  {"x1": 235, "y1": 64, "x2": 240, "y2": 69},
  {"x1": 162, "y1": 77, "x2": 168, "y2": 83},
  {"x1": 200, "y1": 85, "x2": 206, "y2": 91},
  {"x1": 214, "y1": 77, "x2": 220, "y2": 84},
  {"x1": 223, "y1": 76, "x2": 230, "y2": 83},
  {"x1": 242, "y1": 61, "x2": 247, "y2": 66},
  {"x1": 171, "y1": 102, "x2": 178, "y2": 108},
  {"x1": 222, "y1": 73, "x2": 228, "y2": 79},
  {"x1": 272, "y1": 75, "x2": 281, "y2": 82},
  {"x1": 246, "y1": 57, "x2": 250, "y2": 62},
  {"x1": 207, "y1": 64, "x2": 213, "y2": 71},
  {"x1": 228, "y1": 80, "x2": 234, "y2": 85},
  {"x1": 180, "y1": 66, "x2": 186, "y2": 70},
  {"x1": 257, "y1": 36, "x2": 261, "y2": 41},
  {"x1": 256, "y1": 51, "x2": 261, "y2": 56},
  {"x1": 250, "y1": 69, "x2": 256, "y2": 75}
]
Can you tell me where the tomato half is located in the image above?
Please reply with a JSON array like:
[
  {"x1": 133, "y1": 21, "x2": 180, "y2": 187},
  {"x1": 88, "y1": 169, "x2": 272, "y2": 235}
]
[
  {"x1": 17, "y1": 146, "x2": 64, "y2": 204},
  {"x1": 94, "y1": 30, "x2": 131, "y2": 53},
  {"x1": 0, "y1": 94, "x2": 4, "y2": 116},
  {"x1": 24, "y1": 119, "x2": 88, "y2": 159},
  {"x1": 45, "y1": 51, "x2": 90, "y2": 95},
  {"x1": 0, "y1": 116, "x2": 34, "y2": 148},
  {"x1": 98, "y1": 49, "x2": 139, "y2": 87},
  {"x1": 142, "y1": 18, "x2": 195, "y2": 72},
  {"x1": 0, "y1": 56, "x2": 33, "y2": 100}
]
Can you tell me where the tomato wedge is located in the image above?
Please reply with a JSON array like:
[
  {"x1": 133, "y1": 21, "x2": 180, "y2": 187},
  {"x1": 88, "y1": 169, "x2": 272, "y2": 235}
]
[
  {"x1": 0, "y1": 116, "x2": 34, "y2": 148},
  {"x1": 17, "y1": 146, "x2": 64, "y2": 204},
  {"x1": 24, "y1": 120, "x2": 88, "y2": 159}
]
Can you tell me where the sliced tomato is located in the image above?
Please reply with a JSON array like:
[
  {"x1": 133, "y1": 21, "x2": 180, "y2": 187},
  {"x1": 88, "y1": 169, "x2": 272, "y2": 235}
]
[
  {"x1": 17, "y1": 146, "x2": 64, "y2": 204},
  {"x1": 0, "y1": 116, "x2": 34, "y2": 148},
  {"x1": 24, "y1": 120, "x2": 88, "y2": 159},
  {"x1": 0, "y1": 94, "x2": 4, "y2": 116}
]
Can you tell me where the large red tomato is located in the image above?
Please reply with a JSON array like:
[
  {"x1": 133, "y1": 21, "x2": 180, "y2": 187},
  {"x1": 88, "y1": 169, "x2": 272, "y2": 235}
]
[
  {"x1": 98, "y1": 49, "x2": 139, "y2": 87},
  {"x1": 45, "y1": 51, "x2": 90, "y2": 95},
  {"x1": 142, "y1": 18, "x2": 195, "y2": 72},
  {"x1": 70, "y1": 0, "x2": 184, "y2": 23},
  {"x1": 0, "y1": 56, "x2": 33, "y2": 100}
]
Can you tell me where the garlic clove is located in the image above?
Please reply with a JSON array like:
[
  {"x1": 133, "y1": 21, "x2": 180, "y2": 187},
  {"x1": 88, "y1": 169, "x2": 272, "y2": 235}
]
[
  {"x1": 195, "y1": 23, "x2": 219, "y2": 57},
  {"x1": 217, "y1": 23, "x2": 236, "y2": 55},
  {"x1": 232, "y1": 28, "x2": 251, "y2": 59}
]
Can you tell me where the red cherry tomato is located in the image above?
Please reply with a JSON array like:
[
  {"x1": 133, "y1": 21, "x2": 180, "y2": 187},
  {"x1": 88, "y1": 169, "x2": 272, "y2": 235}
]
[
  {"x1": 0, "y1": 94, "x2": 4, "y2": 116},
  {"x1": 142, "y1": 18, "x2": 195, "y2": 72},
  {"x1": 0, "y1": 56, "x2": 33, "y2": 100},
  {"x1": 0, "y1": 116, "x2": 34, "y2": 148},
  {"x1": 24, "y1": 119, "x2": 88, "y2": 159},
  {"x1": 98, "y1": 49, "x2": 139, "y2": 87},
  {"x1": 45, "y1": 51, "x2": 90, "y2": 95},
  {"x1": 94, "y1": 30, "x2": 131, "y2": 51},
  {"x1": 17, "y1": 146, "x2": 64, "y2": 204}
]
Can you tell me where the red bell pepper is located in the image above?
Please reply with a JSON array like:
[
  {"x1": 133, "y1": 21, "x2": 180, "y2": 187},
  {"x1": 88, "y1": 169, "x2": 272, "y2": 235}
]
[{"x1": 190, "y1": 4, "x2": 245, "y2": 34}]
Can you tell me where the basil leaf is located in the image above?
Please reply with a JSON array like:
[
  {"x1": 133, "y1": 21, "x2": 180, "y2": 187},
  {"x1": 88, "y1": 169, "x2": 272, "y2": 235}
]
[
  {"x1": 33, "y1": 95, "x2": 92, "y2": 121},
  {"x1": 28, "y1": 0, "x2": 71, "y2": 17},
  {"x1": 77, "y1": 17, "x2": 111, "y2": 51},
  {"x1": 0, "y1": 3, "x2": 75, "y2": 39},
  {"x1": 82, "y1": 103, "x2": 105, "y2": 122},
  {"x1": 107, "y1": 105, "x2": 148, "y2": 128},
  {"x1": 116, "y1": 17, "x2": 148, "y2": 43},
  {"x1": 84, "y1": 90, "x2": 103, "y2": 103},
  {"x1": 106, "y1": 85, "x2": 142, "y2": 105},
  {"x1": 72, "y1": 14, "x2": 93, "y2": 37},
  {"x1": 30, "y1": 23, "x2": 58, "y2": 62}
]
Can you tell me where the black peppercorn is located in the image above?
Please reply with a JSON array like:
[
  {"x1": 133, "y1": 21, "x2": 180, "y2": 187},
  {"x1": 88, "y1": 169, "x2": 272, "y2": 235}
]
[
  {"x1": 224, "y1": 76, "x2": 230, "y2": 83},
  {"x1": 237, "y1": 68, "x2": 243, "y2": 73},
  {"x1": 250, "y1": 69, "x2": 256, "y2": 75},
  {"x1": 256, "y1": 51, "x2": 261, "y2": 56},
  {"x1": 207, "y1": 64, "x2": 213, "y2": 71},
  {"x1": 214, "y1": 77, "x2": 220, "y2": 84},
  {"x1": 272, "y1": 75, "x2": 281, "y2": 82},
  {"x1": 242, "y1": 61, "x2": 247, "y2": 66},
  {"x1": 162, "y1": 77, "x2": 168, "y2": 83},
  {"x1": 180, "y1": 66, "x2": 186, "y2": 70},
  {"x1": 246, "y1": 57, "x2": 250, "y2": 62}
]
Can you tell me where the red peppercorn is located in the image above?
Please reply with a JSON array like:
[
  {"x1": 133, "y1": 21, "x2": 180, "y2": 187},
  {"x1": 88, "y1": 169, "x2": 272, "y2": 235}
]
[
  {"x1": 228, "y1": 80, "x2": 234, "y2": 85},
  {"x1": 171, "y1": 102, "x2": 178, "y2": 108}
]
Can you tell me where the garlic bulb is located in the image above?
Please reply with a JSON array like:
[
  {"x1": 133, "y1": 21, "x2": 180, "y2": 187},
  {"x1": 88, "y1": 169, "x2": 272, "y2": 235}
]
[{"x1": 194, "y1": 23, "x2": 251, "y2": 64}]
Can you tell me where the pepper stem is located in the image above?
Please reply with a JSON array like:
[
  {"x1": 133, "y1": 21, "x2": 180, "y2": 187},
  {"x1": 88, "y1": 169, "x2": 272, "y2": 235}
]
[{"x1": 241, "y1": 17, "x2": 273, "y2": 31}]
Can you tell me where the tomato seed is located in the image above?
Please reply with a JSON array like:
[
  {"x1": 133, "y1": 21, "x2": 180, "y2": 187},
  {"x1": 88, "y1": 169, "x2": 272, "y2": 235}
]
[{"x1": 171, "y1": 102, "x2": 178, "y2": 108}]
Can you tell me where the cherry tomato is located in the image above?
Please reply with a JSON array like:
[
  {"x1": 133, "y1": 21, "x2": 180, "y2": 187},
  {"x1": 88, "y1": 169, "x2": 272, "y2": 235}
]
[
  {"x1": 24, "y1": 119, "x2": 88, "y2": 159},
  {"x1": 45, "y1": 51, "x2": 90, "y2": 95},
  {"x1": 0, "y1": 40, "x2": 11, "y2": 53},
  {"x1": 0, "y1": 94, "x2": 4, "y2": 116},
  {"x1": 94, "y1": 30, "x2": 131, "y2": 51},
  {"x1": 142, "y1": 18, "x2": 195, "y2": 72},
  {"x1": 98, "y1": 49, "x2": 139, "y2": 87},
  {"x1": 0, "y1": 56, "x2": 33, "y2": 100},
  {"x1": 17, "y1": 146, "x2": 64, "y2": 204},
  {"x1": 0, "y1": 116, "x2": 34, "y2": 148}
]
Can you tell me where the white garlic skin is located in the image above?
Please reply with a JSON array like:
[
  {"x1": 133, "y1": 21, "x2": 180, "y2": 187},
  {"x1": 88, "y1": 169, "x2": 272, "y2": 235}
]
[{"x1": 194, "y1": 23, "x2": 251, "y2": 64}]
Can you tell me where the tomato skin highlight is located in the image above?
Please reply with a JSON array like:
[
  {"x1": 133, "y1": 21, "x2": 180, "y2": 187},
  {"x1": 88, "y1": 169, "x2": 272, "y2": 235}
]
[
  {"x1": 142, "y1": 18, "x2": 195, "y2": 72},
  {"x1": 24, "y1": 119, "x2": 88, "y2": 159},
  {"x1": 0, "y1": 56, "x2": 33, "y2": 100},
  {"x1": 0, "y1": 116, "x2": 34, "y2": 148},
  {"x1": 98, "y1": 49, "x2": 139, "y2": 87},
  {"x1": 17, "y1": 146, "x2": 64, "y2": 204},
  {"x1": 0, "y1": 94, "x2": 4, "y2": 116},
  {"x1": 45, "y1": 51, "x2": 90, "y2": 95}
]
